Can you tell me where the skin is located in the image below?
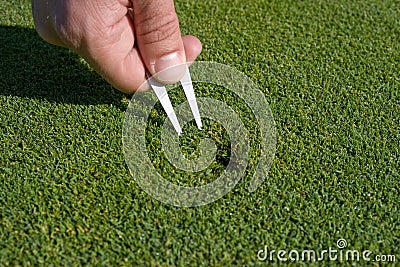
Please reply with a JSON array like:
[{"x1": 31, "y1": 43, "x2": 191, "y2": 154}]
[{"x1": 31, "y1": 0, "x2": 202, "y2": 93}]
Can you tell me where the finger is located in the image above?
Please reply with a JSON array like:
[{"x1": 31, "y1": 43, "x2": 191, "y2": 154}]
[
  {"x1": 31, "y1": 0, "x2": 66, "y2": 47},
  {"x1": 81, "y1": 29, "x2": 203, "y2": 94},
  {"x1": 132, "y1": 0, "x2": 186, "y2": 84},
  {"x1": 83, "y1": 35, "x2": 201, "y2": 94},
  {"x1": 182, "y1": 35, "x2": 202, "y2": 65},
  {"x1": 31, "y1": 0, "x2": 202, "y2": 93}
]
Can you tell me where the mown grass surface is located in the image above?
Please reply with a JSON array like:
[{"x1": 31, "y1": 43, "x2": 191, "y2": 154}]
[{"x1": 0, "y1": 0, "x2": 399, "y2": 266}]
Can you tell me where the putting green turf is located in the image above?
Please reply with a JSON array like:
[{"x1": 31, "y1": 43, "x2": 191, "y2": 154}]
[{"x1": 0, "y1": 0, "x2": 399, "y2": 266}]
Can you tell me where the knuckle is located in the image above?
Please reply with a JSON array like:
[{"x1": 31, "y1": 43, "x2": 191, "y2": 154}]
[
  {"x1": 32, "y1": 1, "x2": 82, "y2": 48},
  {"x1": 31, "y1": 2, "x2": 53, "y2": 43},
  {"x1": 33, "y1": 19, "x2": 50, "y2": 42}
]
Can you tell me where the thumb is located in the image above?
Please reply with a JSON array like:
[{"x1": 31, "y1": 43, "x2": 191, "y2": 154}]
[{"x1": 132, "y1": 0, "x2": 186, "y2": 83}]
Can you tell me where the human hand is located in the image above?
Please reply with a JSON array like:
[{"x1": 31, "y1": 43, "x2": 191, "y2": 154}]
[{"x1": 31, "y1": 0, "x2": 202, "y2": 93}]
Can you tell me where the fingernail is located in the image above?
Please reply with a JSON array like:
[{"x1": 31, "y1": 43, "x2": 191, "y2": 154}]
[{"x1": 154, "y1": 52, "x2": 186, "y2": 83}]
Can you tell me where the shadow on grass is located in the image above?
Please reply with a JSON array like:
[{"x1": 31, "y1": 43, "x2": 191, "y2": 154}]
[{"x1": 0, "y1": 25, "x2": 128, "y2": 109}]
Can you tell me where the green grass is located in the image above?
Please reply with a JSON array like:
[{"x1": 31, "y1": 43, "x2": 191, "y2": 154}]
[{"x1": 0, "y1": 0, "x2": 399, "y2": 266}]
